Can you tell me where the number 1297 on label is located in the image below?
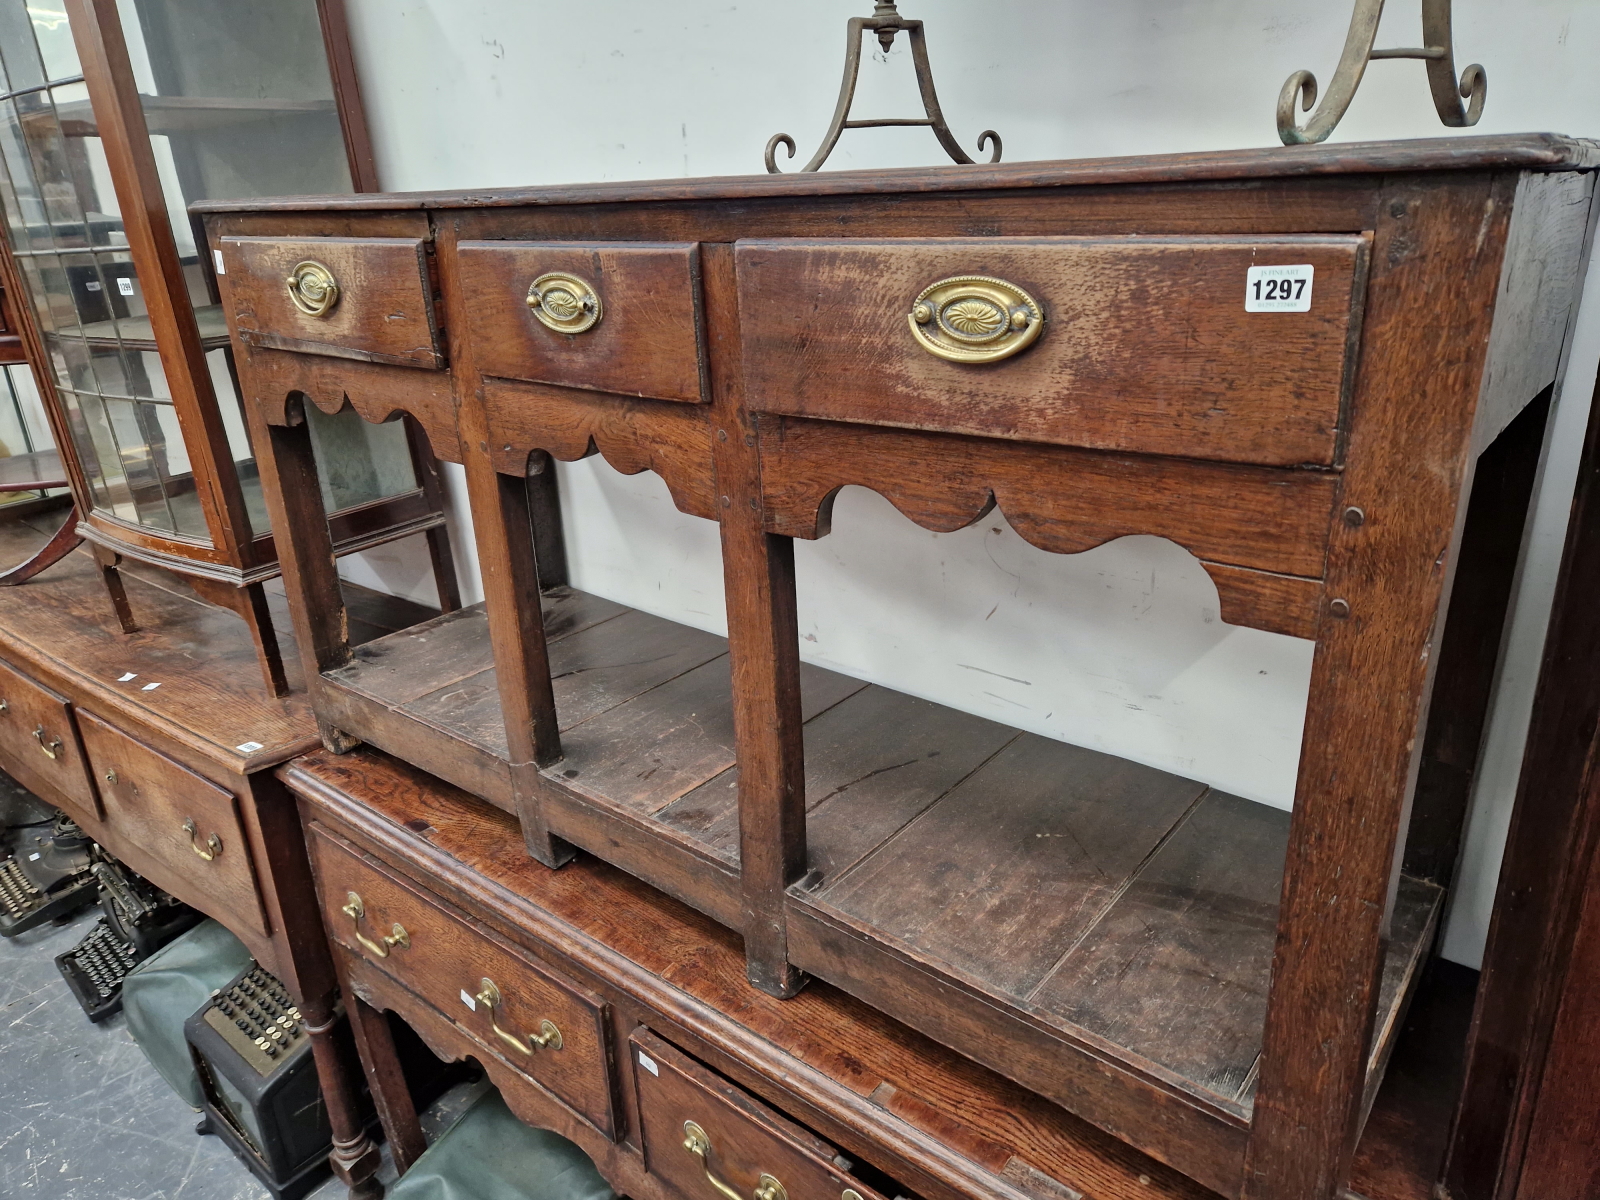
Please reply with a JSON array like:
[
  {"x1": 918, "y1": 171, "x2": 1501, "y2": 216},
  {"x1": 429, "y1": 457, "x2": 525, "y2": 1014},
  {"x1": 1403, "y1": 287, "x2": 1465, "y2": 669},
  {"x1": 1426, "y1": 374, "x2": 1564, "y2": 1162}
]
[{"x1": 1245, "y1": 264, "x2": 1314, "y2": 313}]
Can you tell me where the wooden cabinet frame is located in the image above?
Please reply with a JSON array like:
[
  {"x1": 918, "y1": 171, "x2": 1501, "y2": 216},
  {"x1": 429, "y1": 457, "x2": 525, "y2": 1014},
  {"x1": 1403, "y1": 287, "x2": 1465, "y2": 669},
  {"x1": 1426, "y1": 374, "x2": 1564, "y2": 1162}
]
[
  {"x1": 202, "y1": 135, "x2": 1600, "y2": 1200},
  {"x1": 0, "y1": 0, "x2": 464, "y2": 696}
]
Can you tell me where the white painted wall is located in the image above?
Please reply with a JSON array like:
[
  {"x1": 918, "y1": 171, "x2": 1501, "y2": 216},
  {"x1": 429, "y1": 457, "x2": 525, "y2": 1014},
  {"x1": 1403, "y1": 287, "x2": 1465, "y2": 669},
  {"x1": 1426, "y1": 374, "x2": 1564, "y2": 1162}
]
[{"x1": 336, "y1": 0, "x2": 1600, "y2": 968}]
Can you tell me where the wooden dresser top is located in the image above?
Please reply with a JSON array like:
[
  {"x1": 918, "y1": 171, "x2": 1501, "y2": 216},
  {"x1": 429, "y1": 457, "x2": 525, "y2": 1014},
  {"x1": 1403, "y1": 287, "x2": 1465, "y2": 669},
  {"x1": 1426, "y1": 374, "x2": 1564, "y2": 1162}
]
[{"x1": 194, "y1": 133, "x2": 1599, "y2": 216}]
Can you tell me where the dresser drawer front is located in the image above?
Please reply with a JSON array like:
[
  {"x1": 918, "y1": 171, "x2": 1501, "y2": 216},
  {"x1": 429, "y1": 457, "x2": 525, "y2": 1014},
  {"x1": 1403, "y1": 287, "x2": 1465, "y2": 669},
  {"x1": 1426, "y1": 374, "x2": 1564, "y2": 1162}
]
[
  {"x1": 737, "y1": 236, "x2": 1367, "y2": 467},
  {"x1": 76, "y1": 711, "x2": 267, "y2": 936},
  {"x1": 0, "y1": 659, "x2": 98, "y2": 823},
  {"x1": 632, "y1": 1030, "x2": 890, "y2": 1200},
  {"x1": 457, "y1": 241, "x2": 706, "y2": 403},
  {"x1": 219, "y1": 235, "x2": 443, "y2": 368},
  {"x1": 307, "y1": 826, "x2": 616, "y2": 1136}
]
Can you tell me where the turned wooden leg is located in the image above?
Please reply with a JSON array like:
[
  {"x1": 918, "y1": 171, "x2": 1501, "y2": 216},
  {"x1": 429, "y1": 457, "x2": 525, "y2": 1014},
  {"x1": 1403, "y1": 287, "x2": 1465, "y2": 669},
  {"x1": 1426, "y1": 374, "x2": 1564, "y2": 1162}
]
[
  {"x1": 343, "y1": 985, "x2": 427, "y2": 1176},
  {"x1": 301, "y1": 995, "x2": 384, "y2": 1200}
]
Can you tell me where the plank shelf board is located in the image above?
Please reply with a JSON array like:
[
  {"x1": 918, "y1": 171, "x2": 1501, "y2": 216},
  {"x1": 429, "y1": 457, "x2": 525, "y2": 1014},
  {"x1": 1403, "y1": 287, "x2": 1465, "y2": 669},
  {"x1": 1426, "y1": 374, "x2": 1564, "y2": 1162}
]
[{"x1": 325, "y1": 584, "x2": 1439, "y2": 1119}]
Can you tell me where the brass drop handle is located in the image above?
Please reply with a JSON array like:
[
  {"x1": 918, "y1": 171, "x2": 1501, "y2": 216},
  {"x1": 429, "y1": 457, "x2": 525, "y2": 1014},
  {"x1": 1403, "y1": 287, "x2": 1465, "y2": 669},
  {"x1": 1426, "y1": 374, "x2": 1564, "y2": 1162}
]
[
  {"x1": 907, "y1": 275, "x2": 1043, "y2": 364},
  {"x1": 474, "y1": 977, "x2": 562, "y2": 1055},
  {"x1": 33, "y1": 726, "x2": 61, "y2": 759},
  {"x1": 182, "y1": 817, "x2": 222, "y2": 861},
  {"x1": 341, "y1": 891, "x2": 409, "y2": 959},
  {"x1": 526, "y1": 272, "x2": 602, "y2": 334},
  {"x1": 681, "y1": 1121, "x2": 788, "y2": 1200},
  {"x1": 286, "y1": 259, "x2": 340, "y2": 318}
]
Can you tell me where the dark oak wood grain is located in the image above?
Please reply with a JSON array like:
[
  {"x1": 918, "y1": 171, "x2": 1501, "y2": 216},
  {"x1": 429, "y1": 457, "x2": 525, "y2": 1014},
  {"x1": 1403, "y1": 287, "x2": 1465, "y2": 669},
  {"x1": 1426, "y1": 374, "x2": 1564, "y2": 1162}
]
[
  {"x1": 737, "y1": 237, "x2": 1366, "y2": 468},
  {"x1": 220, "y1": 235, "x2": 444, "y2": 368},
  {"x1": 460, "y1": 241, "x2": 706, "y2": 403},
  {"x1": 286, "y1": 746, "x2": 1226, "y2": 1200},
  {"x1": 1242, "y1": 173, "x2": 1516, "y2": 1200},
  {"x1": 481, "y1": 379, "x2": 717, "y2": 520},
  {"x1": 78, "y1": 707, "x2": 270, "y2": 937},
  {"x1": 758, "y1": 416, "x2": 1333, "y2": 638}
]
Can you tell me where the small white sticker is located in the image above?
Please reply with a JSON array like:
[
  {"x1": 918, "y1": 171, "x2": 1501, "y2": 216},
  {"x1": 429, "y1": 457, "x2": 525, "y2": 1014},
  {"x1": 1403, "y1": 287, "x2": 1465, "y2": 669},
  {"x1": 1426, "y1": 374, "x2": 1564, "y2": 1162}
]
[
  {"x1": 459, "y1": 989, "x2": 477, "y2": 1012},
  {"x1": 1245, "y1": 264, "x2": 1314, "y2": 312},
  {"x1": 28, "y1": 852, "x2": 40, "y2": 861},
  {"x1": 213, "y1": 249, "x2": 226, "y2": 275},
  {"x1": 236, "y1": 741, "x2": 264, "y2": 754},
  {"x1": 141, "y1": 681, "x2": 160, "y2": 691},
  {"x1": 117, "y1": 672, "x2": 137, "y2": 682},
  {"x1": 117, "y1": 277, "x2": 135, "y2": 297},
  {"x1": 637, "y1": 1051, "x2": 659, "y2": 1076},
  {"x1": 85, "y1": 280, "x2": 102, "y2": 292}
]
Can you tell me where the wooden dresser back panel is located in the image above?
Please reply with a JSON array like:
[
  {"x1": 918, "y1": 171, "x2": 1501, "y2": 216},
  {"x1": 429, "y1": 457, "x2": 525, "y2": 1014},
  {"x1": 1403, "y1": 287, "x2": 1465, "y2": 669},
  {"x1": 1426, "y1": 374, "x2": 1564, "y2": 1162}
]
[
  {"x1": 458, "y1": 241, "x2": 707, "y2": 403},
  {"x1": 219, "y1": 235, "x2": 443, "y2": 368},
  {"x1": 737, "y1": 236, "x2": 1368, "y2": 467}
]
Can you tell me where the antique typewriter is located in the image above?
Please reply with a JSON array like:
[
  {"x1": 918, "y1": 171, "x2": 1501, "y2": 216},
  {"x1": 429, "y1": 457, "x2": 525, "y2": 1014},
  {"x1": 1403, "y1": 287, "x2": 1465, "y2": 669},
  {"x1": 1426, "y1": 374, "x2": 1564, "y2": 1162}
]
[
  {"x1": 188, "y1": 964, "x2": 469, "y2": 1199},
  {"x1": 56, "y1": 859, "x2": 201, "y2": 1021},
  {"x1": 0, "y1": 815, "x2": 98, "y2": 936},
  {"x1": 187, "y1": 963, "x2": 329, "y2": 1200}
]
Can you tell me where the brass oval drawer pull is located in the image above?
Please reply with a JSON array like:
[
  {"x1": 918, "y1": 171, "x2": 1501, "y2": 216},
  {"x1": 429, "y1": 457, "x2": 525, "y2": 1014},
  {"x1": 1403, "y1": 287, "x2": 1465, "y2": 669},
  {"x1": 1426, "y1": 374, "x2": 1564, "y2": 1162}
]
[
  {"x1": 340, "y1": 890, "x2": 410, "y2": 958},
  {"x1": 33, "y1": 726, "x2": 62, "y2": 759},
  {"x1": 286, "y1": 259, "x2": 340, "y2": 318},
  {"x1": 527, "y1": 272, "x2": 602, "y2": 335},
  {"x1": 907, "y1": 275, "x2": 1042, "y2": 364},
  {"x1": 182, "y1": 817, "x2": 222, "y2": 861},
  {"x1": 474, "y1": 977, "x2": 562, "y2": 1055},
  {"x1": 681, "y1": 1120, "x2": 788, "y2": 1200}
]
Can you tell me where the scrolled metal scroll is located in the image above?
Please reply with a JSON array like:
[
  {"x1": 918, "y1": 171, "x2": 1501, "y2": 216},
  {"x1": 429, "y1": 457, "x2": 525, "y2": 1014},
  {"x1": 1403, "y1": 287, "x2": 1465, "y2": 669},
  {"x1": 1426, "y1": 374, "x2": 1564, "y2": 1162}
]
[
  {"x1": 1277, "y1": 0, "x2": 1485, "y2": 146},
  {"x1": 766, "y1": 1, "x2": 1000, "y2": 173}
]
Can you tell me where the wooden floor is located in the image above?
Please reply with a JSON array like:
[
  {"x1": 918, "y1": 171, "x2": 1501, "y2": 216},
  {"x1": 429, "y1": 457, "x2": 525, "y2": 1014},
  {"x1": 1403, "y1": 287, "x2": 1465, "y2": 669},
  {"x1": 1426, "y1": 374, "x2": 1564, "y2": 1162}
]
[{"x1": 331, "y1": 585, "x2": 1441, "y2": 1114}]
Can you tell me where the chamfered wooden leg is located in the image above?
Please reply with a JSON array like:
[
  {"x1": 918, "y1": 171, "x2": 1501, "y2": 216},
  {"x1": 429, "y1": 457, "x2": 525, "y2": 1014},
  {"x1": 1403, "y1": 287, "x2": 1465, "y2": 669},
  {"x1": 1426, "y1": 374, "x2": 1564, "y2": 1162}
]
[
  {"x1": 1241, "y1": 173, "x2": 1520, "y2": 1200},
  {"x1": 435, "y1": 218, "x2": 568, "y2": 868},
  {"x1": 700, "y1": 243, "x2": 809, "y2": 999},
  {"x1": 343, "y1": 985, "x2": 427, "y2": 1177},
  {"x1": 402, "y1": 414, "x2": 462, "y2": 614},
  {"x1": 300, "y1": 994, "x2": 383, "y2": 1200},
  {"x1": 89, "y1": 542, "x2": 137, "y2": 633},
  {"x1": 248, "y1": 395, "x2": 360, "y2": 751},
  {"x1": 188, "y1": 575, "x2": 290, "y2": 698}
]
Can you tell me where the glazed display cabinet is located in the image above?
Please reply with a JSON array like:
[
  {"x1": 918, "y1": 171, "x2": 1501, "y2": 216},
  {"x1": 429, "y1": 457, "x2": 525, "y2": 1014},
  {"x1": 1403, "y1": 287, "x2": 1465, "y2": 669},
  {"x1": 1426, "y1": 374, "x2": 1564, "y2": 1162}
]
[{"x1": 0, "y1": 0, "x2": 456, "y2": 692}]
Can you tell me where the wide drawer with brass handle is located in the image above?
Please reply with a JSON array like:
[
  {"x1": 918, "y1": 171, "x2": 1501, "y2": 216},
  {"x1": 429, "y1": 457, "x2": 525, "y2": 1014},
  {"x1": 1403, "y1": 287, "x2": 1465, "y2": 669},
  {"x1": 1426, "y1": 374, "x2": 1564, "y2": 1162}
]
[
  {"x1": 735, "y1": 236, "x2": 1369, "y2": 468},
  {"x1": 75, "y1": 710, "x2": 268, "y2": 936},
  {"x1": 305, "y1": 822, "x2": 617, "y2": 1136},
  {"x1": 456, "y1": 240, "x2": 707, "y2": 404},
  {"x1": 632, "y1": 1030, "x2": 892, "y2": 1200},
  {"x1": 216, "y1": 235, "x2": 445, "y2": 369},
  {"x1": 0, "y1": 657, "x2": 98, "y2": 824}
]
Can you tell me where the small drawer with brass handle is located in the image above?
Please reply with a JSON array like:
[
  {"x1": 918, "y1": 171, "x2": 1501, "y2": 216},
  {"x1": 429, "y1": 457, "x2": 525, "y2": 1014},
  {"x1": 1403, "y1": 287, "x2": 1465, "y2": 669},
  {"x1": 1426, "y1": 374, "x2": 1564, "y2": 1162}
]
[
  {"x1": 736, "y1": 235, "x2": 1368, "y2": 468},
  {"x1": 305, "y1": 823, "x2": 618, "y2": 1137},
  {"x1": 77, "y1": 709, "x2": 267, "y2": 937},
  {"x1": 632, "y1": 1030, "x2": 894, "y2": 1200},
  {"x1": 457, "y1": 240, "x2": 707, "y2": 405},
  {"x1": 0, "y1": 658, "x2": 99, "y2": 823},
  {"x1": 217, "y1": 233, "x2": 443, "y2": 369}
]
